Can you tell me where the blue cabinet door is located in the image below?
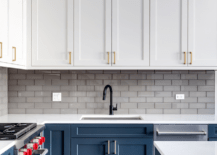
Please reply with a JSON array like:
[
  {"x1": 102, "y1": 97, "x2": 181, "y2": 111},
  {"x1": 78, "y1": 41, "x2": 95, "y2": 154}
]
[
  {"x1": 71, "y1": 138, "x2": 110, "y2": 155},
  {"x1": 2, "y1": 147, "x2": 14, "y2": 155},
  {"x1": 110, "y1": 138, "x2": 153, "y2": 155},
  {"x1": 209, "y1": 138, "x2": 217, "y2": 141},
  {"x1": 44, "y1": 124, "x2": 70, "y2": 155}
]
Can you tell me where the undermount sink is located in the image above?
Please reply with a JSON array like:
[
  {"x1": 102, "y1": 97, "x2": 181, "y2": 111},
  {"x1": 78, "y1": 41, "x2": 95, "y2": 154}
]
[{"x1": 80, "y1": 115, "x2": 143, "y2": 120}]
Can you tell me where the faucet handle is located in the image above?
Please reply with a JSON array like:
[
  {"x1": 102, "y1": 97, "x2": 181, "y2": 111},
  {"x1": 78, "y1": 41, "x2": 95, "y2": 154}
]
[{"x1": 113, "y1": 104, "x2": 118, "y2": 111}]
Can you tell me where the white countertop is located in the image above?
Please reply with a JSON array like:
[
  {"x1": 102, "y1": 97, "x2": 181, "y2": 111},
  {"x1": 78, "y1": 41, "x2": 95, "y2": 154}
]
[
  {"x1": 0, "y1": 114, "x2": 216, "y2": 125},
  {"x1": 154, "y1": 141, "x2": 217, "y2": 155},
  {"x1": 0, "y1": 114, "x2": 217, "y2": 154}
]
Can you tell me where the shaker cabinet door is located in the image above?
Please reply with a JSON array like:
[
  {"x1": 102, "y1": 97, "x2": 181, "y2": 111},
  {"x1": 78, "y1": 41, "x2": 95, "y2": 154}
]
[
  {"x1": 9, "y1": 0, "x2": 24, "y2": 65},
  {"x1": 111, "y1": 0, "x2": 149, "y2": 67},
  {"x1": 188, "y1": 0, "x2": 217, "y2": 66},
  {"x1": 74, "y1": 0, "x2": 112, "y2": 67},
  {"x1": 150, "y1": 0, "x2": 188, "y2": 67},
  {"x1": 32, "y1": 0, "x2": 73, "y2": 67},
  {"x1": 0, "y1": 0, "x2": 9, "y2": 63}
]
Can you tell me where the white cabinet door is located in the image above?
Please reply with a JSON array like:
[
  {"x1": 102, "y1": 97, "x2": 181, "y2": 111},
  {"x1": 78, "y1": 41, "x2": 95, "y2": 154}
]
[
  {"x1": 74, "y1": 0, "x2": 112, "y2": 67},
  {"x1": 9, "y1": 0, "x2": 24, "y2": 65},
  {"x1": 32, "y1": 0, "x2": 73, "y2": 67},
  {"x1": 150, "y1": 0, "x2": 188, "y2": 67},
  {"x1": 188, "y1": 0, "x2": 217, "y2": 66},
  {"x1": 0, "y1": 0, "x2": 9, "y2": 63},
  {"x1": 112, "y1": 0, "x2": 149, "y2": 67}
]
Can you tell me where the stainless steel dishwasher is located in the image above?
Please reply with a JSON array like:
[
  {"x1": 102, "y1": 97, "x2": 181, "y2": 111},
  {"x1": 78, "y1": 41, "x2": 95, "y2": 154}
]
[{"x1": 154, "y1": 124, "x2": 208, "y2": 155}]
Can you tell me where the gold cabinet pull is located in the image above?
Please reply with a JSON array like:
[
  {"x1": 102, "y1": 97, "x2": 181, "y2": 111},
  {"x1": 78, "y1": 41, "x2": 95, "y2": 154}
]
[
  {"x1": 190, "y1": 52, "x2": 192, "y2": 64},
  {"x1": 69, "y1": 52, "x2": 71, "y2": 64},
  {"x1": 12, "y1": 47, "x2": 16, "y2": 61},
  {"x1": 0, "y1": 42, "x2": 2, "y2": 58},
  {"x1": 113, "y1": 52, "x2": 116, "y2": 64},
  {"x1": 107, "y1": 52, "x2": 110, "y2": 64},
  {"x1": 183, "y1": 52, "x2": 186, "y2": 64},
  {"x1": 114, "y1": 140, "x2": 117, "y2": 154},
  {"x1": 108, "y1": 140, "x2": 110, "y2": 154}
]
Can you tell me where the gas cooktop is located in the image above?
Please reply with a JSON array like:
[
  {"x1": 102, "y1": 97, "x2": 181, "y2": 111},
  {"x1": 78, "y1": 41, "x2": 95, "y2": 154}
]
[{"x1": 0, "y1": 123, "x2": 37, "y2": 140}]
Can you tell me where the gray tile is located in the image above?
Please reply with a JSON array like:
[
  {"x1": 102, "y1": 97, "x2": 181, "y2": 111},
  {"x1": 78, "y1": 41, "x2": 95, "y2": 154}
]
[
  {"x1": 207, "y1": 92, "x2": 215, "y2": 97},
  {"x1": 26, "y1": 86, "x2": 42, "y2": 91},
  {"x1": 164, "y1": 97, "x2": 180, "y2": 103},
  {"x1": 172, "y1": 103, "x2": 188, "y2": 109},
  {"x1": 42, "y1": 86, "x2": 60, "y2": 91},
  {"x1": 121, "y1": 70, "x2": 137, "y2": 74},
  {"x1": 198, "y1": 109, "x2": 215, "y2": 114},
  {"x1": 27, "y1": 74, "x2": 43, "y2": 80},
  {"x1": 104, "y1": 80, "x2": 121, "y2": 86},
  {"x1": 172, "y1": 70, "x2": 188, "y2": 74},
  {"x1": 147, "y1": 97, "x2": 163, "y2": 102},
  {"x1": 78, "y1": 86, "x2": 94, "y2": 91},
  {"x1": 121, "y1": 92, "x2": 137, "y2": 97},
  {"x1": 35, "y1": 91, "x2": 52, "y2": 97},
  {"x1": 147, "y1": 86, "x2": 163, "y2": 91},
  {"x1": 181, "y1": 97, "x2": 197, "y2": 103},
  {"x1": 9, "y1": 97, "x2": 25, "y2": 103},
  {"x1": 52, "y1": 80, "x2": 69, "y2": 86},
  {"x1": 62, "y1": 97, "x2": 77, "y2": 102},
  {"x1": 94, "y1": 109, "x2": 110, "y2": 114},
  {"x1": 18, "y1": 91, "x2": 34, "y2": 97},
  {"x1": 113, "y1": 74, "x2": 129, "y2": 79},
  {"x1": 147, "y1": 74, "x2": 163, "y2": 79},
  {"x1": 35, "y1": 70, "x2": 51, "y2": 74},
  {"x1": 138, "y1": 70, "x2": 155, "y2": 73},
  {"x1": 164, "y1": 74, "x2": 180, "y2": 79},
  {"x1": 87, "y1": 80, "x2": 103, "y2": 85},
  {"x1": 8, "y1": 80, "x2": 17, "y2": 86},
  {"x1": 61, "y1": 74, "x2": 77, "y2": 79},
  {"x1": 9, "y1": 86, "x2": 25, "y2": 91},
  {"x1": 155, "y1": 80, "x2": 171, "y2": 85},
  {"x1": 198, "y1": 97, "x2": 215, "y2": 103},
  {"x1": 146, "y1": 109, "x2": 163, "y2": 114},
  {"x1": 121, "y1": 80, "x2": 137, "y2": 85},
  {"x1": 114, "y1": 109, "x2": 129, "y2": 114},
  {"x1": 51, "y1": 70, "x2": 69, "y2": 74},
  {"x1": 27, "y1": 97, "x2": 43, "y2": 103},
  {"x1": 112, "y1": 86, "x2": 129, "y2": 91},
  {"x1": 155, "y1": 103, "x2": 171, "y2": 109},
  {"x1": 9, "y1": 109, "x2": 25, "y2": 114},
  {"x1": 86, "y1": 103, "x2": 98, "y2": 109},
  {"x1": 70, "y1": 92, "x2": 86, "y2": 97},
  {"x1": 8, "y1": 103, "x2": 18, "y2": 109},
  {"x1": 61, "y1": 109, "x2": 77, "y2": 114},
  {"x1": 18, "y1": 103, "x2": 34, "y2": 109},
  {"x1": 129, "y1": 109, "x2": 146, "y2": 114},
  {"x1": 155, "y1": 70, "x2": 172, "y2": 74},
  {"x1": 206, "y1": 80, "x2": 215, "y2": 86},
  {"x1": 10, "y1": 74, "x2": 26, "y2": 79},
  {"x1": 130, "y1": 74, "x2": 146, "y2": 80},
  {"x1": 181, "y1": 109, "x2": 197, "y2": 114},
  {"x1": 69, "y1": 103, "x2": 86, "y2": 109},
  {"x1": 8, "y1": 92, "x2": 18, "y2": 97},
  {"x1": 129, "y1": 86, "x2": 145, "y2": 91},
  {"x1": 190, "y1": 92, "x2": 206, "y2": 97},
  {"x1": 78, "y1": 109, "x2": 94, "y2": 114},
  {"x1": 138, "y1": 92, "x2": 154, "y2": 97},
  {"x1": 164, "y1": 109, "x2": 180, "y2": 114},
  {"x1": 164, "y1": 86, "x2": 180, "y2": 91},
  {"x1": 78, "y1": 97, "x2": 95, "y2": 103},
  {"x1": 78, "y1": 74, "x2": 94, "y2": 79},
  {"x1": 17, "y1": 80, "x2": 34, "y2": 86},
  {"x1": 121, "y1": 103, "x2": 137, "y2": 109},
  {"x1": 198, "y1": 86, "x2": 215, "y2": 91},
  {"x1": 104, "y1": 70, "x2": 121, "y2": 74},
  {"x1": 18, "y1": 70, "x2": 34, "y2": 74},
  {"x1": 35, "y1": 80, "x2": 52, "y2": 86},
  {"x1": 181, "y1": 74, "x2": 197, "y2": 80},
  {"x1": 155, "y1": 92, "x2": 172, "y2": 97},
  {"x1": 44, "y1": 74, "x2": 61, "y2": 80},
  {"x1": 52, "y1": 103, "x2": 68, "y2": 109},
  {"x1": 189, "y1": 80, "x2": 205, "y2": 86},
  {"x1": 172, "y1": 80, "x2": 188, "y2": 86},
  {"x1": 198, "y1": 74, "x2": 214, "y2": 80},
  {"x1": 95, "y1": 74, "x2": 112, "y2": 79},
  {"x1": 181, "y1": 86, "x2": 197, "y2": 91},
  {"x1": 69, "y1": 80, "x2": 85, "y2": 86},
  {"x1": 114, "y1": 97, "x2": 129, "y2": 103},
  {"x1": 87, "y1": 70, "x2": 103, "y2": 74},
  {"x1": 207, "y1": 103, "x2": 215, "y2": 109},
  {"x1": 26, "y1": 109, "x2": 43, "y2": 114},
  {"x1": 70, "y1": 70, "x2": 86, "y2": 74},
  {"x1": 189, "y1": 70, "x2": 206, "y2": 74},
  {"x1": 44, "y1": 109, "x2": 60, "y2": 114},
  {"x1": 8, "y1": 69, "x2": 18, "y2": 74},
  {"x1": 189, "y1": 103, "x2": 206, "y2": 109},
  {"x1": 138, "y1": 103, "x2": 154, "y2": 109},
  {"x1": 138, "y1": 80, "x2": 154, "y2": 86},
  {"x1": 129, "y1": 97, "x2": 146, "y2": 103}
]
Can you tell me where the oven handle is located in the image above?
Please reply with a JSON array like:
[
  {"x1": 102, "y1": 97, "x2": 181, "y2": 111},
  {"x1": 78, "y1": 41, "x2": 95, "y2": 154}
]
[
  {"x1": 32, "y1": 149, "x2": 48, "y2": 155},
  {"x1": 157, "y1": 130, "x2": 207, "y2": 136}
]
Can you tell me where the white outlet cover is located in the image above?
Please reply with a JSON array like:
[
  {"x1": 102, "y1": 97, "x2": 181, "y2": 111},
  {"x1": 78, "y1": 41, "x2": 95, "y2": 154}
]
[
  {"x1": 53, "y1": 92, "x2": 62, "y2": 101},
  {"x1": 176, "y1": 94, "x2": 185, "y2": 100}
]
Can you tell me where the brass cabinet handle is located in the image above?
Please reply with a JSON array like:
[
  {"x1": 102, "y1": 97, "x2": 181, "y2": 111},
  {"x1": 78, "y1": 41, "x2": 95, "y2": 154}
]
[
  {"x1": 108, "y1": 140, "x2": 110, "y2": 154},
  {"x1": 0, "y1": 42, "x2": 2, "y2": 58},
  {"x1": 190, "y1": 52, "x2": 192, "y2": 64},
  {"x1": 107, "y1": 52, "x2": 110, "y2": 64},
  {"x1": 114, "y1": 140, "x2": 117, "y2": 154},
  {"x1": 113, "y1": 52, "x2": 116, "y2": 64},
  {"x1": 69, "y1": 52, "x2": 71, "y2": 64},
  {"x1": 183, "y1": 52, "x2": 186, "y2": 64},
  {"x1": 12, "y1": 47, "x2": 16, "y2": 61}
]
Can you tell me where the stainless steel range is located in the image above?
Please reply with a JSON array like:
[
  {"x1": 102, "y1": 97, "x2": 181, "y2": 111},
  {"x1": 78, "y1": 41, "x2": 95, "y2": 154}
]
[{"x1": 0, "y1": 123, "x2": 47, "y2": 155}]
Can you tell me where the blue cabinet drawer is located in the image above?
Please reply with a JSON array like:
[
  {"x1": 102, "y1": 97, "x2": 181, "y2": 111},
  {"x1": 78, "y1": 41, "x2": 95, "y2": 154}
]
[
  {"x1": 208, "y1": 124, "x2": 217, "y2": 138},
  {"x1": 209, "y1": 138, "x2": 217, "y2": 141},
  {"x1": 71, "y1": 124, "x2": 153, "y2": 138},
  {"x1": 2, "y1": 146, "x2": 14, "y2": 155}
]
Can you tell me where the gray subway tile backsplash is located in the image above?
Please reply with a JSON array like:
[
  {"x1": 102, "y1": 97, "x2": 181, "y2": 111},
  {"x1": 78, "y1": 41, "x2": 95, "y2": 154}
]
[{"x1": 7, "y1": 69, "x2": 215, "y2": 114}]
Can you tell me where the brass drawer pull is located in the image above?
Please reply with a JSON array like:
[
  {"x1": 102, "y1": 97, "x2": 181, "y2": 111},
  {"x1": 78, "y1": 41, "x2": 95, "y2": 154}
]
[
  {"x1": 108, "y1": 140, "x2": 110, "y2": 154},
  {"x1": 114, "y1": 140, "x2": 117, "y2": 154},
  {"x1": 69, "y1": 52, "x2": 71, "y2": 64},
  {"x1": 113, "y1": 52, "x2": 116, "y2": 64},
  {"x1": 12, "y1": 47, "x2": 16, "y2": 61},
  {"x1": 0, "y1": 42, "x2": 2, "y2": 58},
  {"x1": 183, "y1": 52, "x2": 186, "y2": 64},
  {"x1": 190, "y1": 52, "x2": 192, "y2": 64}
]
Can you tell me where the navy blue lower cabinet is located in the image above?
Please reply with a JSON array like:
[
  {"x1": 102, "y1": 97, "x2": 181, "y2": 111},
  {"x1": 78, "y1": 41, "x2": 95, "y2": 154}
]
[
  {"x1": 112, "y1": 138, "x2": 153, "y2": 155},
  {"x1": 208, "y1": 124, "x2": 217, "y2": 141},
  {"x1": 71, "y1": 138, "x2": 110, "y2": 155},
  {"x1": 209, "y1": 138, "x2": 217, "y2": 141},
  {"x1": 2, "y1": 147, "x2": 14, "y2": 155},
  {"x1": 44, "y1": 124, "x2": 70, "y2": 155}
]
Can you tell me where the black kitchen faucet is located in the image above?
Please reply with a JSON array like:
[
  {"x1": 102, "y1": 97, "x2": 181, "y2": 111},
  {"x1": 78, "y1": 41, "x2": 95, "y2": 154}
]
[{"x1": 102, "y1": 85, "x2": 118, "y2": 115}]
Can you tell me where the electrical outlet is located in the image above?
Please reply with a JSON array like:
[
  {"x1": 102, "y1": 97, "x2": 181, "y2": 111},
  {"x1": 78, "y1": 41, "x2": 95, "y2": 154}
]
[
  {"x1": 53, "y1": 92, "x2": 62, "y2": 101},
  {"x1": 176, "y1": 94, "x2": 185, "y2": 100}
]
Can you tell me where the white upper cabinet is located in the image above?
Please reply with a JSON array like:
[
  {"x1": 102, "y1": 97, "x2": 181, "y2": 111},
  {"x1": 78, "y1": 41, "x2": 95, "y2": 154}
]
[
  {"x1": 32, "y1": 0, "x2": 73, "y2": 67},
  {"x1": 112, "y1": 0, "x2": 149, "y2": 67},
  {"x1": 150, "y1": 0, "x2": 188, "y2": 67},
  {"x1": 188, "y1": 0, "x2": 217, "y2": 66},
  {"x1": 9, "y1": 0, "x2": 24, "y2": 65},
  {"x1": 74, "y1": 0, "x2": 112, "y2": 67},
  {"x1": 0, "y1": 0, "x2": 9, "y2": 63}
]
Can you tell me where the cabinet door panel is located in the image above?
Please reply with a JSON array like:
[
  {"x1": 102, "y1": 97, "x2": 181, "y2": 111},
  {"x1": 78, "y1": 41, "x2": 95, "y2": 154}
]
[
  {"x1": 9, "y1": 0, "x2": 24, "y2": 65},
  {"x1": 74, "y1": 0, "x2": 111, "y2": 66},
  {"x1": 112, "y1": 0, "x2": 149, "y2": 66},
  {"x1": 32, "y1": 0, "x2": 73, "y2": 66},
  {"x1": 0, "y1": 0, "x2": 9, "y2": 63},
  {"x1": 71, "y1": 138, "x2": 110, "y2": 155},
  {"x1": 112, "y1": 138, "x2": 153, "y2": 155},
  {"x1": 188, "y1": 0, "x2": 217, "y2": 66},
  {"x1": 44, "y1": 124, "x2": 70, "y2": 155},
  {"x1": 150, "y1": 0, "x2": 187, "y2": 67}
]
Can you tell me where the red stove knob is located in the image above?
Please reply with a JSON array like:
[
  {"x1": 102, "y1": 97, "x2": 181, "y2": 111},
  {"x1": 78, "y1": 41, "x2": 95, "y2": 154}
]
[
  {"x1": 33, "y1": 138, "x2": 43, "y2": 145},
  {"x1": 33, "y1": 143, "x2": 38, "y2": 150},
  {"x1": 41, "y1": 137, "x2": 45, "y2": 143},
  {"x1": 18, "y1": 151, "x2": 28, "y2": 155},
  {"x1": 27, "y1": 149, "x2": 32, "y2": 155}
]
